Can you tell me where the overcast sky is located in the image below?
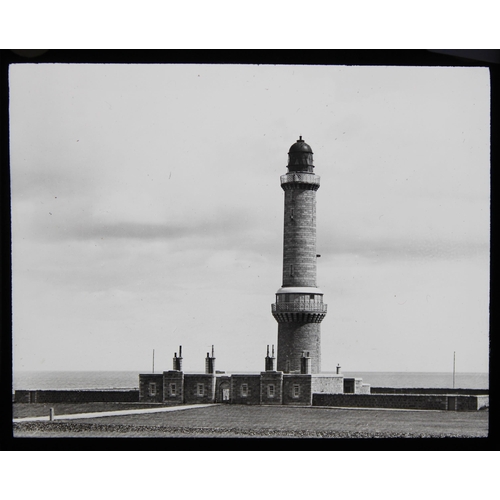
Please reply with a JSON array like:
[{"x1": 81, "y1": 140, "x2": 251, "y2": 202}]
[{"x1": 10, "y1": 63, "x2": 489, "y2": 374}]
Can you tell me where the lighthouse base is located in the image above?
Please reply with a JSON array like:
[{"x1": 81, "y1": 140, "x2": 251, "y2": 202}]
[{"x1": 277, "y1": 322, "x2": 321, "y2": 374}]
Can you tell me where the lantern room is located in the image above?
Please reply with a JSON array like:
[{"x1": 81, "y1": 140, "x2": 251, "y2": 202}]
[{"x1": 287, "y1": 136, "x2": 314, "y2": 172}]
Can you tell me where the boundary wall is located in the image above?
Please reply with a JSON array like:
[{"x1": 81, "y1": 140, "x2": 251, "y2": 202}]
[
  {"x1": 313, "y1": 393, "x2": 489, "y2": 411},
  {"x1": 371, "y1": 387, "x2": 489, "y2": 395},
  {"x1": 14, "y1": 389, "x2": 140, "y2": 404},
  {"x1": 15, "y1": 385, "x2": 487, "y2": 412}
]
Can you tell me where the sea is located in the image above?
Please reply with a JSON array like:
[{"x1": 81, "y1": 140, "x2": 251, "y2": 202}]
[{"x1": 12, "y1": 371, "x2": 489, "y2": 391}]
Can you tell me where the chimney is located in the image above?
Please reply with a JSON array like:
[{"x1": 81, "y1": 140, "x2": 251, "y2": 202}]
[
  {"x1": 300, "y1": 351, "x2": 312, "y2": 374},
  {"x1": 205, "y1": 345, "x2": 215, "y2": 374},
  {"x1": 336, "y1": 363, "x2": 341, "y2": 375},
  {"x1": 265, "y1": 344, "x2": 276, "y2": 372},
  {"x1": 173, "y1": 346, "x2": 183, "y2": 371}
]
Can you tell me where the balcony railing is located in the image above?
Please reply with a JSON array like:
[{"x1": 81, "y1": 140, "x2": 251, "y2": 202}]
[
  {"x1": 280, "y1": 172, "x2": 321, "y2": 186},
  {"x1": 272, "y1": 302, "x2": 328, "y2": 313}
]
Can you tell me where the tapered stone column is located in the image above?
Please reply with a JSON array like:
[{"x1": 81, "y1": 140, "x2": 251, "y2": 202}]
[{"x1": 272, "y1": 137, "x2": 327, "y2": 374}]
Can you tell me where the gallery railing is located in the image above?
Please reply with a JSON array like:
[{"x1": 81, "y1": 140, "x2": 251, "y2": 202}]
[
  {"x1": 272, "y1": 302, "x2": 327, "y2": 313},
  {"x1": 280, "y1": 172, "x2": 321, "y2": 186}
]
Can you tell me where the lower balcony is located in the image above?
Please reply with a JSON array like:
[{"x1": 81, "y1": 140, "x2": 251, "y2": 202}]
[
  {"x1": 271, "y1": 303, "x2": 327, "y2": 324},
  {"x1": 272, "y1": 302, "x2": 327, "y2": 314}
]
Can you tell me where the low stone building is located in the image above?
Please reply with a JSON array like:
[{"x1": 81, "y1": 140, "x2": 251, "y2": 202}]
[{"x1": 139, "y1": 345, "x2": 370, "y2": 405}]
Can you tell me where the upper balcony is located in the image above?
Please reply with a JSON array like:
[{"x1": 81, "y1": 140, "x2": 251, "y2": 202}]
[
  {"x1": 281, "y1": 172, "x2": 320, "y2": 186},
  {"x1": 280, "y1": 172, "x2": 321, "y2": 191}
]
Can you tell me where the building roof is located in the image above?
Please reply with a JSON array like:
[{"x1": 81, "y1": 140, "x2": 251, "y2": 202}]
[{"x1": 288, "y1": 136, "x2": 313, "y2": 154}]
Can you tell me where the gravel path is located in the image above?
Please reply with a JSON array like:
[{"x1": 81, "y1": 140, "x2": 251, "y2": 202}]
[{"x1": 13, "y1": 420, "x2": 482, "y2": 438}]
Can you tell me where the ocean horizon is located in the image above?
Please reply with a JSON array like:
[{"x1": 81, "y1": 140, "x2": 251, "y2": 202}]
[{"x1": 12, "y1": 370, "x2": 489, "y2": 392}]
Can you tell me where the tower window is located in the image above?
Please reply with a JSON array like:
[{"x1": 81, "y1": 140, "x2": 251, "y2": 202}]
[
  {"x1": 197, "y1": 383, "x2": 204, "y2": 396},
  {"x1": 170, "y1": 383, "x2": 177, "y2": 396},
  {"x1": 268, "y1": 384, "x2": 275, "y2": 398},
  {"x1": 149, "y1": 383, "x2": 156, "y2": 397},
  {"x1": 293, "y1": 384, "x2": 300, "y2": 398},
  {"x1": 290, "y1": 265, "x2": 294, "y2": 276},
  {"x1": 241, "y1": 384, "x2": 248, "y2": 397}
]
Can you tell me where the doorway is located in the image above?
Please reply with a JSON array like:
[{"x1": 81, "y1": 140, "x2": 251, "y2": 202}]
[{"x1": 219, "y1": 382, "x2": 230, "y2": 403}]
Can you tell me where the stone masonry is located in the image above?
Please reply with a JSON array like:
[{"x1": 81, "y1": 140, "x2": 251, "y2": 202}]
[{"x1": 272, "y1": 137, "x2": 327, "y2": 374}]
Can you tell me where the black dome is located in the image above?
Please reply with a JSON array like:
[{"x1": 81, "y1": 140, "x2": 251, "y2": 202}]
[{"x1": 288, "y1": 136, "x2": 313, "y2": 154}]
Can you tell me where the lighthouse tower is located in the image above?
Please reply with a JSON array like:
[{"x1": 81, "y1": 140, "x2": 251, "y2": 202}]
[{"x1": 271, "y1": 137, "x2": 327, "y2": 374}]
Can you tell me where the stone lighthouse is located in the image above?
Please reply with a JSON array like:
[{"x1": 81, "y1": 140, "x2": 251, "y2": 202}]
[{"x1": 272, "y1": 137, "x2": 327, "y2": 374}]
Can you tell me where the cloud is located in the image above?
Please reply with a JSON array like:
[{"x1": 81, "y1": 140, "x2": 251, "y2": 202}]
[
  {"x1": 320, "y1": 230, "x2": 489, "y2": 263},
  {"x1": 10, "y1": 64, "x2": 490, "y2": 373}
]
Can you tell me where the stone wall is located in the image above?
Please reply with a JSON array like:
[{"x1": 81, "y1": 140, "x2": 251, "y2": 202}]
[
  {"x1": 183, "y1": 374, "x2": 216, "y2": 404},
  {"x1": 343, "y1": 378, "x2": 355, "y2": 393},
  {"x1": 476, "y1": 395, "x2": 489, "y2": 410},
  {"x1": 313, "y1": 393, "x2": 487, "y2": 411},
  {"x1": 456, "y1": 395, "x2": 489, "y2": 411},
  {"x1": 163, "y1": 371, "x2": 184, "y2": 404},
  {"x1": 283, "y1": 374, "x2": 312, "y2": 405},
  {"x1": 15, "y1": 389, "x2": 140, "y2": 404},
  {"x1": 215, "y1": 376, "x2": 232, "y2": 403},
  {"x1": 313, "y1": 393, "x2": 448, "y2": 410},
  {"x1": 277, "y1": 322, "x2": 321, "y2": 374},
  {"x1": 260, "y1": 371, "x2": 284, "y2": 405},
  {"x1": 282, "y1": 189, "x2": 317, "y2": 288},
  {"x1": 14, "y1": 391, "x2": 31, "y2": 403},
  {"x1": 371, "y1": 387, "x2": 489, "y2": 395},
  {"x1": 231, "y1": 375, "x2": 261, "y2": 405},
  {"x1": 354, "y1": 378, "x2": 364, "y2": 394},
  {"x1": 139, "y1": 374, "x2": 163, "y2": 403},
  {"x1": 311, "y1": 375, "x2": 343, "y2": 394}
]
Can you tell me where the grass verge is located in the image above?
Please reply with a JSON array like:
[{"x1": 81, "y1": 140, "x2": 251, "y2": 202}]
[{"x1": 13, "y1": 404, "x2": 488, "y2": 438}]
